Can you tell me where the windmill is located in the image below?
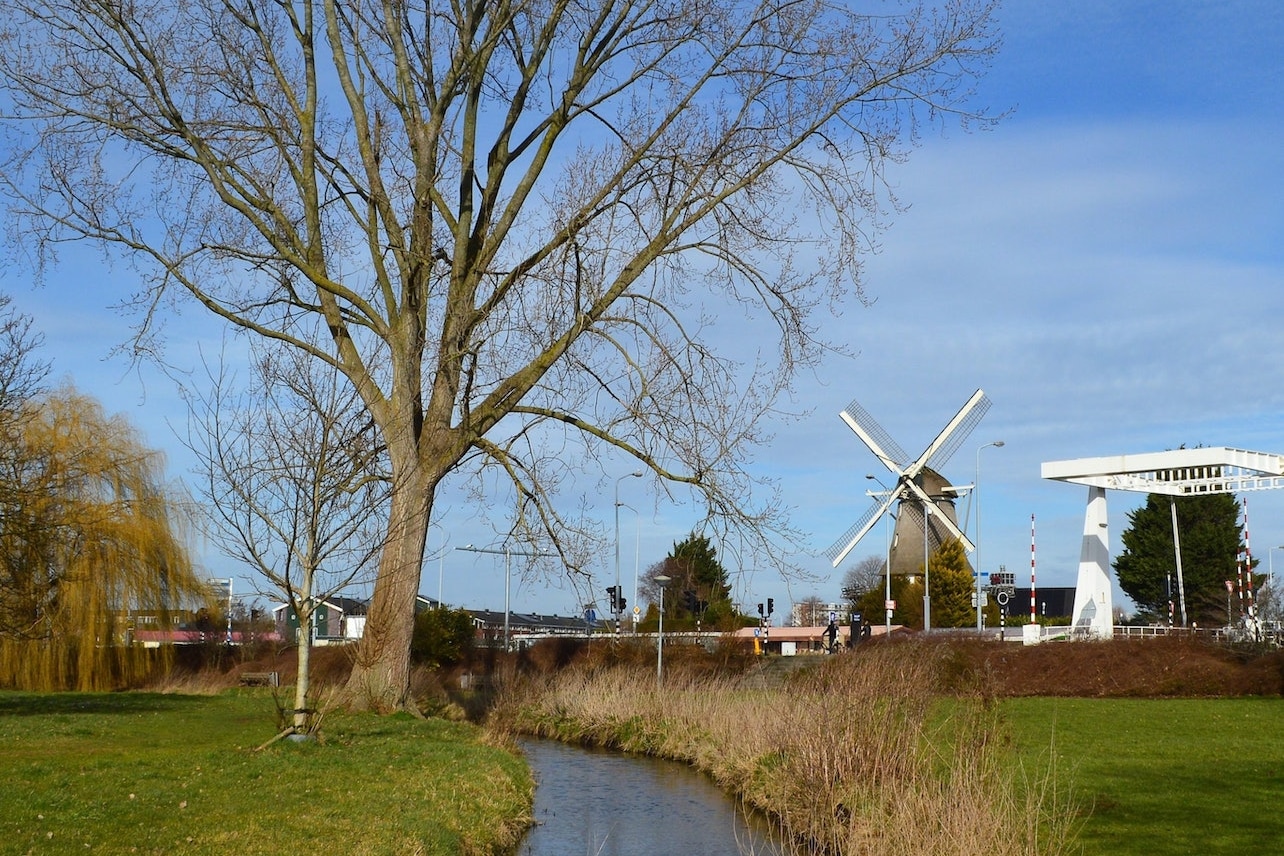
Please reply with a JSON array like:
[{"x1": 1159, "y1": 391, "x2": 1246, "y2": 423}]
[{"x1": 826, "y1": 390, "x2": 992, "y2": 602}]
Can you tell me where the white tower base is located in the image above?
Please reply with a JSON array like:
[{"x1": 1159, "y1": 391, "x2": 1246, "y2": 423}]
[{"x1": 1071, "y1": 486, "x2": 1113, "y2": 639}]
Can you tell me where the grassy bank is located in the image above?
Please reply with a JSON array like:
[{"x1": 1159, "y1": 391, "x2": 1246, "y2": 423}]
[
  {"x1": 491, "y1": 641, "x2": 1079, "y2": 856},
  {"x1": 0, "y1": 689, "x2": 531, "y2": 856},
  {"x1": 1003, "y1": 696, "x2": 1284, "y2": 856}
]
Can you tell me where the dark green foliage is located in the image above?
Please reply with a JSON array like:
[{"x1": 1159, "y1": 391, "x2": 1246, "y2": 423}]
[
  {"x1": 1114, "y1": 493, "x2": 1255, "y2": 625},
  {"x1": 410, "y1": 607, "x2": 476, "y2": 669},
  {"x1": 856, "y1": 575, "x2": 922, "y2": 629},
  {"x1": 928, "y1": 539, "x2": 975, "y2": 628},
  {"x1": 646, "y1": 532, "x2": 735, "y2": 628},
  {"x1": 853, "y1": 539, "x2": 985, "y2": 630}
]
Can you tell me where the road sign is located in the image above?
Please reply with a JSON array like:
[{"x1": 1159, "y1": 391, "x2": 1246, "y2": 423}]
[
  {"x1": 633, "y1": 606, "x2": 641, "y2": 616},
  {"x1": 885, "y1": 599, "x2": 896, "y2": 610}
]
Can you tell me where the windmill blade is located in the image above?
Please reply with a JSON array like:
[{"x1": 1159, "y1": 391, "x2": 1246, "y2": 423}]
[
  {"x1": 902, "y1": 478, "x2": 976, "y2": 553},
  {"x1": 840, "y1": 398, "x2": 909, "y2": 473},
  {"x1": 914, "y1": 389, "x2": 991, "y2": 476},
  {"x1": 825, "y1": 488, "x2": 902, "y2": 567}
]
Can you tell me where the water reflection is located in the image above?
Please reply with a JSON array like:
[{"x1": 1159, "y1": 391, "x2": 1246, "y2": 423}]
[{"x1": 518, "y1": 739, "x2": 781, "y2": 856}]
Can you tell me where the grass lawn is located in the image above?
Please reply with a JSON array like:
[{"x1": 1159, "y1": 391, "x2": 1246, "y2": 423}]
[
  {"x1": 1002, "y1": 697, "x2": 1284, "y2": 856},
  {"x1": 0, "y1": 689, "x2": 532, "y2": 856}
]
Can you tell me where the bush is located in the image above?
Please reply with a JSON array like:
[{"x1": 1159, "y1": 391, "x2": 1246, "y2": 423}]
[{"x1": 411, "y1": 606, "x2": 476, "y2": 669}]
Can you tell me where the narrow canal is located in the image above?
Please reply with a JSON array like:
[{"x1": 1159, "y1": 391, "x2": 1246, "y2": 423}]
[{"x1": 517, "y1": 739, "x2": 782, "y2": 856}]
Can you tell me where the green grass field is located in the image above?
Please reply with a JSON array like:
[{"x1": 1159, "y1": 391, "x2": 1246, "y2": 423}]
[
  {"x1": 4, "y1": 683, "x2": 1281, "y2": 855},
  {"x1": 1002, "y1": 697, "x2": 1284, "y2": 856},
  {"x1": 0, "y1": 690, "x2": 531, "y2": 856}
]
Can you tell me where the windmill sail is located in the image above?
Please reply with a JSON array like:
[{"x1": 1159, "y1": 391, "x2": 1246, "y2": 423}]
[
  {"x1": 840, "y1": 398, "x2": 909, "y2": 472},
  {"x1": 923, "y1": 390, "x2": 991, "y2": 474},
  {"x1": 825, "y1": 489, "x2": 899, "y2": 566},
  {"x1": 829, "y1": 390, "x2": 989, "y2": 568}
]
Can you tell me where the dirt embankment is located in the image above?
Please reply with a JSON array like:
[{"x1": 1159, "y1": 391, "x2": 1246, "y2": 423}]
[
  {"x1": 944, "y1": 636, "x2": 1284, "y2": 698},
  {"x1": 177, "y1": 634, "x2": 1284, "y2": 702}
]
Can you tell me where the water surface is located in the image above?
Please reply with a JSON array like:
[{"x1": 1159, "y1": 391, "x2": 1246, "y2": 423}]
[{"x1": 518, "y1": 738, "x2": 780, "y2": 856}]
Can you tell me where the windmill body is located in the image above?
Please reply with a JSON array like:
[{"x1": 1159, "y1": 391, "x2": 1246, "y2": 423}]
[{"x1": 884, "y1": 468, "x2": 974, "y2": 580}]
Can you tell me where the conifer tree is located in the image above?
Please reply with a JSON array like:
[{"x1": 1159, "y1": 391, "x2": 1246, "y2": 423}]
[
  {"x1": 928, "y1": 539, "x2": 975, "y2": 628},
  {"x1": 1114, "y1": 493, "x2": 1250, "y2": 626}
]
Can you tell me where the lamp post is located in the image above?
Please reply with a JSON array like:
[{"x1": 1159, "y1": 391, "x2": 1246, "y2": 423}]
[
  {"x1": 615, "y1": 471, "x2": 644, "y2": 632},
  {"x1": 866, "y1": 475, "x2": 896, "y2": 638},
  {"x1": 457, "y1": 543, "x2": 552, "y2": 651},
  {"x1": 214, "y1": 578, "x2": 234, "y2": 644},
  {"x1": 655, "y1": 574, "x2": 671, "y2": 686},
  {"x1": 427, "y1": 523, "x2": 449, "y2": 608},
  {"x1": 974, "y1": 441, "x2": 1005, "y2": 631},
  {"x1": 923, "y1": 498, "x2": 931, "y2": 633},
  {"x1": 1269, "y1": 546, "x2": 1284, "y2": 590},
  {"x1": 617, "y1": 502, "x2": 641, "y2": 631}
]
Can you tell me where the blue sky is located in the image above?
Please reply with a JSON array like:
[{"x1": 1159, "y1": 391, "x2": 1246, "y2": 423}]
[{"x1": 7, "y1": 0, "x2": 1284, "y2": 619}]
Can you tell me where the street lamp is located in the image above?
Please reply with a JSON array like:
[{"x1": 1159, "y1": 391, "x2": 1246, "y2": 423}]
[
  {"x1": 923, "y1": 496, "x2": 931, "y2": 633},
  {"x1": 615, "y1": 471, "x2": 644, "y2": 632},
  {"x1": 457, "y1": 543, "x2": 552, "y2": 651},
  {"x1": 654, "y1": 574, "x2": 671, "y2": 686},
  {"x1": 617, "y1": 502, "x2": 641, "y2": 631},
  {"x1": 1269, "y1": 545, "x2": 1284, "y2": 590},
  {"x1": 866, "y1": 475, "x2": 896, "y2": 639},
  {"x1": 974, "y1": 440, "x2": 1005, "y2": 631},
  {"x1": 427, "y1": 523, "x2": 449, "y2": 608}
]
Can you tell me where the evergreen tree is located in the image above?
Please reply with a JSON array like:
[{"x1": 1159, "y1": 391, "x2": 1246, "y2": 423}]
[
  {"x1": 410, "y1": 607, "x2": 477, "y2": 670},
  {"x1": 854, "y1": 539, "x2": 976, "y2": 630},
  {"x1": 891, "y1": 576, "x2": 925, "y2": 630},
  {"x1": 1114, "y1": 493, "x2": 1253, "y2": 626},
  {"x1": 642, "y1": 533, "x2": 734, "y2": 628},
  {"x1": 929, "y1": 539, "x2": 975, "y2": 628}
]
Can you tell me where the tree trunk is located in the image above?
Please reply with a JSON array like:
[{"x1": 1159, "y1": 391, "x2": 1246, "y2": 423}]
[
  {"x1": 344, "y1": 456, "x2": 431, "y2": 712},
  {"x1": 294, "y1": 610, "x2": 312, "y2": 732}
]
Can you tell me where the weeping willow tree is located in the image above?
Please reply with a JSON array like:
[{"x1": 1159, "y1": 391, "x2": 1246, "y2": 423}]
[{"x1": 0, "y1": 386, "x2": 205, "y2": 690}]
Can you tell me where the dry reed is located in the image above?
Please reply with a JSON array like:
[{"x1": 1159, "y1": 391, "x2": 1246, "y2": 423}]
[{"x1": 491, "y1": 640, "x2": 1079, "y2": 856}]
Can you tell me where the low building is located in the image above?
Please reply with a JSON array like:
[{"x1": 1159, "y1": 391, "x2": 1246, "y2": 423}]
[
  {"x1": 731, "y1": 623, "x2": 901, "y2": 655},
  {"x1": 1008, "y1": 587, "x2": 1075, "y2": 620},
  {"x1": 274, "y1": 596, "x2": 368, "y2": 643},
  {"x1": 272, "y1": 594, "x2": 441, "y2": 644},
  {"x1": 469, "y1": 610, "x2": 606, "y2": 648}
]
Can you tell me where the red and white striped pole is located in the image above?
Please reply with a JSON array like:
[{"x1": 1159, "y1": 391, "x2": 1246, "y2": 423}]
[
  {"x1": 1235, "y1": 498, "x2": 1246, "y2": 617},
  {"x1": 1236, "y1": 555, "x2": 1245, "y2": 617},
  {"x1": 1244, "y1": 498, "x2": 1256, "y2": 617},
  {"x1": 1030, "y1": 514, "x2": 1037, "y2": 625}
]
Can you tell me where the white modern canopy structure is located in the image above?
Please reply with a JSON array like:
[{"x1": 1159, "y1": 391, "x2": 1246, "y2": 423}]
[{"x1": 1042, "y1": 447, "x2": 1284, "y2": 638}]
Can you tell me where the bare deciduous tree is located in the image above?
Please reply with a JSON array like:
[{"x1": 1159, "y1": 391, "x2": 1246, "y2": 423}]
[
  {"x1": 794, "y1": 595, "x2": 827, "y2": 627},
  {"x1": 841, "y1": 555, "x2": 886, "y2": 600},
  {"x1": 187, "y1": 335, "x2": 388, "y2": 734},
  {"x1": 0, "y1": 1, "x2": 1000, "y2": 710},
  {"x1": 0, "y1": 295, "x2": 47, "y2": 424}
]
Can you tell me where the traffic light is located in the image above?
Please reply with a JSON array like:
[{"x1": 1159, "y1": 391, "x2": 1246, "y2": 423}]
[
  {"x1": 606, "y1": 586, "x2": 618, "y2": 612},
  {"x1": 766, "y1": 598, "x2": 774, "y2": 617},
  {"x1": 618, "y1": 594, "x2": 627, "y2": 614},
  {"x1": 757, "y1": 602, "x2": 764, "y2": 617},
  {"x1": 684, "y1": 590, "x2": 698, "y2": 613}
]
